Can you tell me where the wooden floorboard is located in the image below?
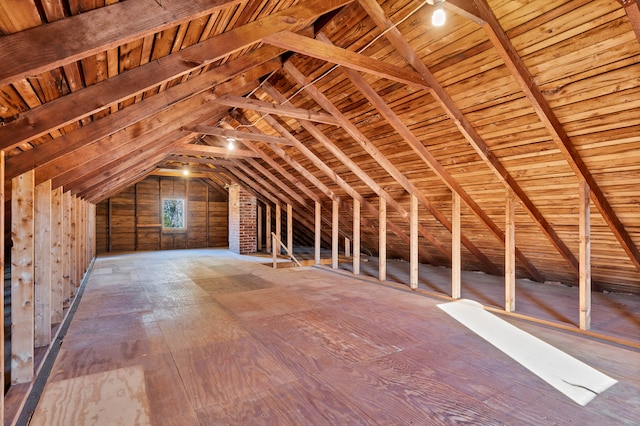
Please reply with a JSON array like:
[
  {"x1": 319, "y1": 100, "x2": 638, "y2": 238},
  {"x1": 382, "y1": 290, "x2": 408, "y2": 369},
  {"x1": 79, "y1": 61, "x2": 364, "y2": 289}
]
[{"x1": 25, "y1": 248, "x2": 640, "y2": 425}]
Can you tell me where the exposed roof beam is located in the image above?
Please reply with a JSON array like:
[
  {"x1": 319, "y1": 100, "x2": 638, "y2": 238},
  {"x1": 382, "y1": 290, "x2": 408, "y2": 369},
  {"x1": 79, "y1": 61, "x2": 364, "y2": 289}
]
[
  {"x1": 81, "y1": 133, "x2": 195, "y2": 202},
  {"x1": 358, "y1": 0, "x2": 553, "y2": 282},
  {"x1": 164, "y1": 155, "x2": 235, "y2": 168},
  {"x1": 4, "y1": 50, "x2": 281, "y2": 173},
  {"x1": 187, "y1": 125, "x2": 295, "y2": 146},
  {"x1": 0, "y1": 0, "x2": 241, "y2": 85},
  {"x1": 173, "y1": 144, "x2": 260, "y2": 158},
  {"x1": 152, "y1": 169, "x2": 210, "y2": 178},
  {"x1": 228, "y1": 111, "x2": 340, "y2": 204},
  {"x1": 227, "y1": 113, "x2": 359, "y2": 244},
  {"x1": 35, "y1": 93, "x2": 213, "y2": 187},
  {"x1": 0, "y1": 0, "x2": 354, "y2": 148},
  {"x1": 282, "y1": 62, "x2": 503, "y2": 275},
  {"x1": 263, "y1": 31, "x2": 430, "y2": 89},
  {"x1": 220, "y1": 119, "x2": 321, "y2": 204},
  {"x1": 264, "y1": 82, "x2": 448, "y2": 266},
  {"x1": 317, "y1": 32, "x2": 558, "y2": 278},
  {"x1": 257, "y1": 110, "x2": 415, "y2": 259},
  {"x1": 221, "y1": 166, "x2": 281, "y2": 208},
  {"x1": 475, "y1": 0, "x2": 640, "y2": 273},
  {"x1": 213, "y1": 94, "x2": 339, "y2": 125}
]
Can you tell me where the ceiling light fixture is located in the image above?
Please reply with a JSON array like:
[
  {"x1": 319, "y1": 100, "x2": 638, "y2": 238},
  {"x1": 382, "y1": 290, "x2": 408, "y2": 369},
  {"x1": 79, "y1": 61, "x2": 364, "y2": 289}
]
[
  {"x1": 227, "y1": 137, "x2": 236, "y2": 150},
  {"x1": 431, "y1": 0, "x2": 445, "y2": 27}
]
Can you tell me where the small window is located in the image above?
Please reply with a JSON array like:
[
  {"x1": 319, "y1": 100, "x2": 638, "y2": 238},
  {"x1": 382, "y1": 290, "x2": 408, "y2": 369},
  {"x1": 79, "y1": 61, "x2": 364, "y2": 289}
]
[{"x1": 163, "y1": 198, "x2": 186, "y2": 230}]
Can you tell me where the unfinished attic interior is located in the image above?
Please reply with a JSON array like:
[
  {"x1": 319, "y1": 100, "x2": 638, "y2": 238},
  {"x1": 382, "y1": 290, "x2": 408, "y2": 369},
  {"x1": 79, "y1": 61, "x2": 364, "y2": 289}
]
[{"x1": 1, "y1": 0, "x2": 640, "y2": 423}]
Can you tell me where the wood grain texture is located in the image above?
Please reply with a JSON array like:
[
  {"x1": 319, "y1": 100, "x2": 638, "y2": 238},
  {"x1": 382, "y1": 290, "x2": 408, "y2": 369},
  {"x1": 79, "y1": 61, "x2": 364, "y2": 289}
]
[{"x1": 27, "y1": 249, "x2": 640, "y2": 424}]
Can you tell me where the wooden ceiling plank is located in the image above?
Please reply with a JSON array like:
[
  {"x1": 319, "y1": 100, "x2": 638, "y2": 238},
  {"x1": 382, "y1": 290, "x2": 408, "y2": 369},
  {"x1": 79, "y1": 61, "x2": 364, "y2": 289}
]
[
  {"x1": 0, "y1": 0, "x2": 242, "y2": 85},
  {"x1": 1, "y1": 45, "x2": 282, "y2": 153},
  {"x1": 317, "y1": 33, "x2": 568, "y2": 278},
  {"x1": 212, "y1": 94, "x2": 340, "y2": 125},
  {"x1": 263, "y1": 31, "x2": 429, "y2": 89},
  {"x1": 282, "y1": 62, "x2": 503, "y2": 276},
  {"x1": 475, "y1": 0, "x2": 640, "y2": 273},
  {"x1": 0, "y1": 0, "x2": 355, "y2": 149},
  {"x1": 358, "y1": 0, "x2": 551, "y2": 282},
  {"x1": 187, "y1": 125, "x2": 294, "y2": 145},
  {"x1": 7, "y1": 56, "x2": 278, "y2": 185}
]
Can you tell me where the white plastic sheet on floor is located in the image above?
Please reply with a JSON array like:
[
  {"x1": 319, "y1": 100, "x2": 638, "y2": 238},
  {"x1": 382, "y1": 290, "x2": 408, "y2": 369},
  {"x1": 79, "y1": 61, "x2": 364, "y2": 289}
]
[{"x1": 438, "y1": 299, "x2": 617, "y2": 406}]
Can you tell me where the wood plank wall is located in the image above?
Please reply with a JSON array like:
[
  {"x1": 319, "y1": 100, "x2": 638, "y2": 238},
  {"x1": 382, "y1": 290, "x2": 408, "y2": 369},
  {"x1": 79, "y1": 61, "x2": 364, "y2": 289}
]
[{"x1": 95, "y1": 176, "x2": 228, "y2": 253}]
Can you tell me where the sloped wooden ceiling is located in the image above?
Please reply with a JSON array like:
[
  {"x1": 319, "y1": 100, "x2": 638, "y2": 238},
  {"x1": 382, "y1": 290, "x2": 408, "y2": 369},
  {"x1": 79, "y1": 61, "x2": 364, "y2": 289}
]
[{"x1": 1, "y1": 0, "x2": 640, "y2": 294}]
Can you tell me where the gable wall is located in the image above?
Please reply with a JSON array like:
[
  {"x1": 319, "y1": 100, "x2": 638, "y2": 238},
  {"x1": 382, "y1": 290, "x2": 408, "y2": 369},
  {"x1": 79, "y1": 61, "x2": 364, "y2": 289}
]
[{"x1": 95, "y1": 176, "x2": 228, "y2": 252}]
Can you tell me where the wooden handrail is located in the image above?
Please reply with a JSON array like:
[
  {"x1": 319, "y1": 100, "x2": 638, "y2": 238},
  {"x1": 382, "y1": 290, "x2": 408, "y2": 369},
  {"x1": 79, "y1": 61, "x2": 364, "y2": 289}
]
[{"x1": 271, "y1": 232, "x2": 302, "y2": 268}]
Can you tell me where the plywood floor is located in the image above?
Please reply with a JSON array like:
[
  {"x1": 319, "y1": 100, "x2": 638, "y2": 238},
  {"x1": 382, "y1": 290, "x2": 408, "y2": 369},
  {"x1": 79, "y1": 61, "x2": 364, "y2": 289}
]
[{"x1": 28, "y1": 249, "x2": 640, "y2": 425}]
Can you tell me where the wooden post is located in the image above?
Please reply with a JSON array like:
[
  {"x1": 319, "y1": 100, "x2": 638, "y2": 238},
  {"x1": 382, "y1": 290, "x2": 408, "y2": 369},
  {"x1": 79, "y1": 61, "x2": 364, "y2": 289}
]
[
  {"x1": 63, "y1": 191, "x2": 72, "y2": 304},
  {"x1": 34, "y1": 180, "x2": 52, "y2": 347},
  {"x1": 11, "y1": 170, "x2": 35, "y2": 384},
  {"x1": 315, "y1": 201, "x2": 321, "y2": 265},
  {"x1": 70, "y1": 195, "x2": 77, "y2": 294},
  {"x1": 579, "y1": 180, "x2": 591, "y2": 330},
  {"x1": 257, "y1": 205, "x2": 262, "y2": 252},
  {"x1": 505, "y1": 189, "x2": 516, "y2": 312},
  {"x1": 332, "y1": 200, "x2": 339, "y2": 269},
  {"x1": 287, "y1": 203, "x2": 293, "y2": 255},
  {"x1": 345, "y1": 237, "x2": 350, "y2": 258},
  {"x1": 89, "y1": 203, "x2": 96, "y2": 261},
  {"x1": 353, "y1": 198, "x2": 360, "y2": 275},
  {"x1": 452, "y1": 192, "x2": 461, "y2": 299},
  {"x1": 272, "y1": 233, "x2": 277, "y2": 268},
  {"x1": 379, "y1": 196, "x2": 386, "y2": 281},
  {"x1": 0, "y1": 151, "x2": 5, "y2": 421},
  {"x1": 266, "y1": 204, "x2": 272, "y2": 253},
  {"x1": 275, "y1": 204, "x2": 281, "y2": 254},
  {"x1": 410, "y1": 194, "x2": 418, "y2": 289}
]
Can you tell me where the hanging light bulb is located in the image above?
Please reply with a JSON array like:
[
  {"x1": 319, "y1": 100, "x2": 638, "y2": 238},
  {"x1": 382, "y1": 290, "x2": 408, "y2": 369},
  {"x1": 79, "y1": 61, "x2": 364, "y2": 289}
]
[
  {"x1": 227, "y1": 137, "x2": 236, "y2": 150},
  {"x1": 432, "y1": 0, "x2": 445, "y2": 27}
]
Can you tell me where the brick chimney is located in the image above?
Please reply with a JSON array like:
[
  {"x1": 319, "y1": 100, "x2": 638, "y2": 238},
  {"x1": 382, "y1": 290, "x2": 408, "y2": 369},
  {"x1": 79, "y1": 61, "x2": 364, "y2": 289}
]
[{"x1": 228, "y1": 184, "x2": 256, "y2": 254}]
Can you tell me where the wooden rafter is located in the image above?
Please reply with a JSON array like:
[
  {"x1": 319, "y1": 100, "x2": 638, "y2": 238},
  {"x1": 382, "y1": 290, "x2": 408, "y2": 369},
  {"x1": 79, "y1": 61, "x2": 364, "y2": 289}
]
[
  {"x1": 281, "y1": 63, "x2": 503, "y2": 276},
  {"x1": 5, "y1": 52, "x2": 281, "y2": 177},
  {"x1": 173, "y1": 144, "x2": 260, "y2": 159},
  {"x1": 0, "y1": 0, "x2": 354, "y2": 150},
  {"x1": 359, "y1": 0, "x2": 593, "y2": 282},
  {"x1": 474, "y1": 0, "x2": 640, "y2": 274},
  {"x1": 263, "y1": 31, "x2": 429, "y2": 89},
  {"x1": 317, "y1": 32, "x2": 549, "y2": 279},
  {"x1": 213, "y1": 94, "x2": 339, "y2": 125},
  {"x1": 227, "y1": 113, "x2": 367, "y2": 245},
  {"x1": 263, "y1": 83, "x2": 444, "y2": 266},
  {"x1": 187, "y1": 125, "x2": 294, "y2": 146},
  {"x1": 0, "y1": 0, "x2": 241, "y2": 85}
]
